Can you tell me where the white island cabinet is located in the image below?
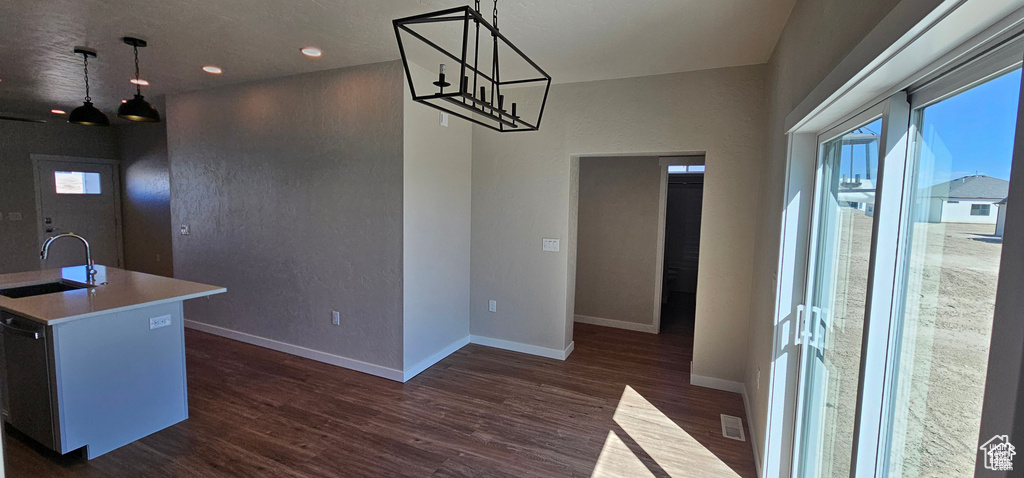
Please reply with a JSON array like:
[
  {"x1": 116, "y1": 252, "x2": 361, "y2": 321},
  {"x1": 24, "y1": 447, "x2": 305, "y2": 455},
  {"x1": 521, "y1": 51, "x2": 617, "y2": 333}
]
[{"x1": 0, "y1": 265, "x2": 224, "y2": 459}]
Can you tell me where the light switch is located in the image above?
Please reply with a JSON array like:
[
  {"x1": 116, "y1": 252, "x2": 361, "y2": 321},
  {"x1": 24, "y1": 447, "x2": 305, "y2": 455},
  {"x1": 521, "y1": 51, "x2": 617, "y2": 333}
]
[
  {"x1": 488, "y1": 300, "x2": 497, "y2": 313},
  {"x1": 440, "y1": 112, "x2": 449, "y2": 127},
  {"x1": 542, "y1": 238, "x2": 560, "y2": 252},
  {"x1": 180, "y1": 224, "x2": 190, "y2": 235}
]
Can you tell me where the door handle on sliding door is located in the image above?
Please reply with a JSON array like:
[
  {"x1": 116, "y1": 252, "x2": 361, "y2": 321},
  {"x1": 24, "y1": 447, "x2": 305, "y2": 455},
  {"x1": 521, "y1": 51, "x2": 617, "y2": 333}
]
[
  {"x1": 808, "y1": 306, "x2": 825, "y2": 352},
  {"x1": 794, "y1": 304, "x2": 809, "y2": 345}
]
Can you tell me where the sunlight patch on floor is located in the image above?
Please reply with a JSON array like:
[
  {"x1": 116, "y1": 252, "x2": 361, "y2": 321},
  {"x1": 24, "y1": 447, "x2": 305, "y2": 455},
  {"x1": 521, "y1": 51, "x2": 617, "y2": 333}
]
[
  {"x1": 591, "y1": 385, "x2": 741, "y2": 477},
  {"x1": 592, "y1": 430, "x2": 657, "y2": 477}
]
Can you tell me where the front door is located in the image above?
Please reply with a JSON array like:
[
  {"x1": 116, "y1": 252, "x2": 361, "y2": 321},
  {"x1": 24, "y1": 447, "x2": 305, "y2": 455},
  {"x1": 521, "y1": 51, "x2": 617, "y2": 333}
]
[{"x1": 34, "y1": 157, "x2": 122, "y2": 270}]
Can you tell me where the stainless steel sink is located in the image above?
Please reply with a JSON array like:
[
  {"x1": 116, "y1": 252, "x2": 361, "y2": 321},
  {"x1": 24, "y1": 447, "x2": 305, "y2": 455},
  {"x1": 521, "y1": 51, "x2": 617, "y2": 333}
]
[{"x1": 0, "y1": 281, "x2": 89, "y2": 299}]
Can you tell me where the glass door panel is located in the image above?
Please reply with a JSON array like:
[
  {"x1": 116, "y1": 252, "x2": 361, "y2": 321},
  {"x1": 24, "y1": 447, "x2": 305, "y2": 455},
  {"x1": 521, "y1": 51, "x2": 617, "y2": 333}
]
[
  {"x1": 797, "y1": 117, "x2": 884, "y2": 478},
  {"x1": 883, "y1": 68, "x2": 1021, "y2": 477}
]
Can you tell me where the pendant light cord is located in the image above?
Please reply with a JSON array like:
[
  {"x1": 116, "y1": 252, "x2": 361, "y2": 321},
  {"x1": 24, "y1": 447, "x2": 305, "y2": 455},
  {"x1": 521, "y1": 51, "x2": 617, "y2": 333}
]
[
  {"x1": 82, "y1": 54, "x2": 92, "y2": 102},
  {"x1": 493, "y1": 0, "x2": 498, "y2": 30},
  {"x1": 133, "y1": 45, "x2": 142, "y2": 96}
]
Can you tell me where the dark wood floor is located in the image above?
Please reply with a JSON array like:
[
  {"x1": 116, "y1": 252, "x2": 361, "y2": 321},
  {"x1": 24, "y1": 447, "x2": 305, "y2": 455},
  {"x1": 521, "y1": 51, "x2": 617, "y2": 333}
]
[{"x1": 5, "y1": 318, "x2": 756, "y2": 477}]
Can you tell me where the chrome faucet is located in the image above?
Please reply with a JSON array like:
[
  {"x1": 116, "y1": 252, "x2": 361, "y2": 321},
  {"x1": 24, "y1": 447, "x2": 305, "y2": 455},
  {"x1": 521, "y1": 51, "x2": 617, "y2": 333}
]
[{"x1": 41, "y1": 232, "x2": 96, "y2": 282}]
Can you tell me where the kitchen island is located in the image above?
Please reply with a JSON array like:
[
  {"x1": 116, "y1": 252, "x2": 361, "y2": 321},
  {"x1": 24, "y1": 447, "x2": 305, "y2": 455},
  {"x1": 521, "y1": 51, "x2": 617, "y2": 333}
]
[{"x1": 0, "y1": 265, "x2": 224, "y2": 459}]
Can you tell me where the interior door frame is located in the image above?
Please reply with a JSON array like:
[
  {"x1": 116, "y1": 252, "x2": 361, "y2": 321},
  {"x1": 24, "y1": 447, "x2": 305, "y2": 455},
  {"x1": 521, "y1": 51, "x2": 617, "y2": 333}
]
[{"x1": 31, "y1": 154, "x2": 124, "y2": 270}]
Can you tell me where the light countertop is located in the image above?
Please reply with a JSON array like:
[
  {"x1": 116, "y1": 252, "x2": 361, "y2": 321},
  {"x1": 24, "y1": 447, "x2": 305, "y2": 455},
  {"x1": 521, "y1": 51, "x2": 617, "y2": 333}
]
[{"x1": 0, "y1": 265, "x2": 225, "y2": 325}]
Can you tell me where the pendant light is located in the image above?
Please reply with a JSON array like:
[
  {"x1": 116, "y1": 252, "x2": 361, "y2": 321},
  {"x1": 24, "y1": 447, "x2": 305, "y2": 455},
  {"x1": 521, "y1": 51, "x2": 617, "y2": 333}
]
[
  {"x1": 117, "y1": 37, "x2": 161, "y2": 123},
  {"x1": 393, "y1": 0, "x2": 551, "y2": 132},
  {"x1": 68, "y1": 48, "x2": 110, "y2": 126}
]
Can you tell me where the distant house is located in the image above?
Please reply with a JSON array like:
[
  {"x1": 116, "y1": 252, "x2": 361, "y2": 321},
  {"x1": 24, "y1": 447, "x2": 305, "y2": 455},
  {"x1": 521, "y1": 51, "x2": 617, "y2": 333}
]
[{"x1": 919, "y1": 175, "x2": 1010, "y2": 224}]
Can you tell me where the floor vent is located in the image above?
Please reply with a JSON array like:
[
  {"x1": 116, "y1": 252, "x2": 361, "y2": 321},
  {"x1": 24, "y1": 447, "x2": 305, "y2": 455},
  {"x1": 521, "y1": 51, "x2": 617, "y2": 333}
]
[{"x1": 720, "y1": 414, "x2": 745, "y2": 441}]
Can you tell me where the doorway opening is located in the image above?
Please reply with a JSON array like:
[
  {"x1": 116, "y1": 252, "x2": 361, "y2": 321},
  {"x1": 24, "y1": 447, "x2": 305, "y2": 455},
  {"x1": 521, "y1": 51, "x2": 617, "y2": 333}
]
[
  {"x1": 660, "y1": 161, "x2": 705, "y2": 336},
  {"x1": 570, "y1": 153, "x2": 706, "y2": 337}
]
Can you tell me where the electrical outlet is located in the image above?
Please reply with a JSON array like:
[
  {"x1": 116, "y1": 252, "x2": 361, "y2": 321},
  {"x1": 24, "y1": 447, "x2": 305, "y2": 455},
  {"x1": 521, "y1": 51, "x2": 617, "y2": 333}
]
[
  {"x1": 488, "y1": 300, "x2": 497, "y2": 313},
  {"x1": 332, "y1": 311, "x2": 341, "y2": 326},
  {"x1": 7, "y1": 212, "x2": 22, "y2": 221},
  {"x1": 149, "y1": 315, "x2": 172, "y2": 330},
  {"x1": 180, "y1": 224, "x2": 191, "y2": 235}
]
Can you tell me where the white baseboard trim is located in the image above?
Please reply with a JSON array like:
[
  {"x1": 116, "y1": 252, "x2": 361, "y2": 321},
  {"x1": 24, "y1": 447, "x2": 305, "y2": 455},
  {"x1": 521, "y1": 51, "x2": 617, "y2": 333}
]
[
  {"x1": 690, "y1": 367, "x2": 763, "y2": 476},
  {"x1": 470, "y1": 335, "x2": 575, "y2": 360},
  {"x1": 184, "y1": 320, "x2": 404, "y2": 382},
  {"x1": 574, "y1": 314, "x2": 657, "y2": 334},
  {"x1": 402, "y1": 335, "x2": 471, "y2": 382},
  {"x1": 184, "y1": 321, "x2": 574, "y2": 382},
  {"x1": 690, "y1": 372, "x2": 747, "y2": 394},
  {"x1": 742, "y1": 385, "x2": 763, "y2": 477}
]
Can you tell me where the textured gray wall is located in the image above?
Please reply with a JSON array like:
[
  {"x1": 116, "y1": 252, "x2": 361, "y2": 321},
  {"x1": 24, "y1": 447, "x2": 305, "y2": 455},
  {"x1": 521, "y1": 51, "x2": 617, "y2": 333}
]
[
  {"x1": 0, "y1": 119, "x2": 119, "y2": 274},
  {"x1": 402, "y1": 84, "x2": 472, "y2": 370},
  {"x1": 167, "y1": 61, "x2": 405, "y2": 369},
  {"x1": 574, "y1": 156, "x2": 661, "y2": 326},
  {"x1": 118, "y1": 96, "x2": 173, "y2": 278}
]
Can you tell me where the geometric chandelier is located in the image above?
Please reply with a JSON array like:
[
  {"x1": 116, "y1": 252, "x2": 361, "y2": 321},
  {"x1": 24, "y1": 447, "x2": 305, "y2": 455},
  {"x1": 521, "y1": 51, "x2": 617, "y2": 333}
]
[{"x1": 393, "y1": 0, "x2": 551, "y2": 132}]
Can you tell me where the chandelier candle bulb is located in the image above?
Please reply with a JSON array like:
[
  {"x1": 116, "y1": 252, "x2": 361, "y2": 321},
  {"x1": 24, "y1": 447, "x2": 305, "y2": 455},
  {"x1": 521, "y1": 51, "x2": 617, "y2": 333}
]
[
  {"x1": 498, "y1": 95, "x2": 505, "y2": 112},
  {"x1": 433, "y1": 63, "x2": 451, "y2": 93}
]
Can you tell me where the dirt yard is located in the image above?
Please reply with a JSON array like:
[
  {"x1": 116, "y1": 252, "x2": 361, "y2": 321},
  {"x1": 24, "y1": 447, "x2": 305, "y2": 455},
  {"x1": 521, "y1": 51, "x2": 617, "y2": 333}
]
[{"x1": 818, "y1": 208, "x2": 1001, "y2": 477}]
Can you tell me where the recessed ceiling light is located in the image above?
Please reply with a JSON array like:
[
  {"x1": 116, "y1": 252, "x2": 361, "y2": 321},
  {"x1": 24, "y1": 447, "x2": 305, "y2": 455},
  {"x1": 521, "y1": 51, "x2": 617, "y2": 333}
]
[
  {"x1": 300, "y1": 46, "x2": 322, "y2": 58},
  {"x1": 130, "y1": 78, "x2": 149, "y2": 86},
  {"x1": 122, "y1": 99, "x2": 128, "y2": 103},
  {"x1": 51, "y1": 109, "x2": 66, "y2": 115},
  {"x1": 202, "y1": 65, "x2": 223, "y2": 74}
]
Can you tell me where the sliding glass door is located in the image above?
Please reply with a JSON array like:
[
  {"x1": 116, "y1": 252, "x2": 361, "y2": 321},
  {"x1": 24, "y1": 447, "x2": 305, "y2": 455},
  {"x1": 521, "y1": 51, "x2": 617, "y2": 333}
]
[
  {"x1": 881, "y1": 66, "x2": 1021, "y2": 477},
  {"x1": 794, "y1": 114, "x2": 883, "y2": 478},
  {"x1": 792, "y1": 45, "x2": 1023, "y2": 478}
]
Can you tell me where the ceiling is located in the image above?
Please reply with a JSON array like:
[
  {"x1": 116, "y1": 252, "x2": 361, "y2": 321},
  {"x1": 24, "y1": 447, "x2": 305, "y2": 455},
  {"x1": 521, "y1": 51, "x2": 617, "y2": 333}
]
[{"x1": 0, "y1": 0, "x2": 795, "y2": 118}]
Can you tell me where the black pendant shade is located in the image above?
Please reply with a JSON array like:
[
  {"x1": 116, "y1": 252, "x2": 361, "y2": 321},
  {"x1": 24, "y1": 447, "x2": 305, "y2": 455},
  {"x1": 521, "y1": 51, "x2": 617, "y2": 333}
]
[
  {"x1": 118, "y1": 37, "x2": 161, "y2": 123},
  {"x1": 118, "y1": 94, "x2": 161, "y2": 122},
  {"x1": 69, "y1": 101, "x2": 110, "y2": 126},
  {"x1": 69, "y1": 47, "x2": 110, "y2": 126}
]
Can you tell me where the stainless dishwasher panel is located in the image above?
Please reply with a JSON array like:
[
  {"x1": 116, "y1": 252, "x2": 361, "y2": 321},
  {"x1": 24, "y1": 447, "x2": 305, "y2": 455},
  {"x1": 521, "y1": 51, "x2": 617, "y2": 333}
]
[{"x1": 0, "y1": 313, "x2": 56, "y2": 450}]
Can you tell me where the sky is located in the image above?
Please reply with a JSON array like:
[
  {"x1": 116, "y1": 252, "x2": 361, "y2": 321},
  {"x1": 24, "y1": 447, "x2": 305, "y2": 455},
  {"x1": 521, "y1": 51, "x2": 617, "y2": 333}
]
[
  {"x1": 921, "y1": 68, "x2": 1020, "y2": 181},
  {"x1": 834, "y1": 68, "x2": 1020, "y2": 185}
]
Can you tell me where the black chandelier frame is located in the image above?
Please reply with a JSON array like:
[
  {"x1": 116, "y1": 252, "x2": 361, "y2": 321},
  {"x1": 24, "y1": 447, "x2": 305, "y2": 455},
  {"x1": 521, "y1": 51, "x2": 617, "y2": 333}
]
[{"x1": 393, "y1": 4, "x2": 552, "y2": 132}]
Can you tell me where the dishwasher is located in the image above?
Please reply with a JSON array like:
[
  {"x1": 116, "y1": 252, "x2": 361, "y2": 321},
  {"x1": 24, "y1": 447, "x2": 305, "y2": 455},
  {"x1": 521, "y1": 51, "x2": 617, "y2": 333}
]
[{"x1": 0, "y1": 312, "x2": 57, "y2": 450}]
